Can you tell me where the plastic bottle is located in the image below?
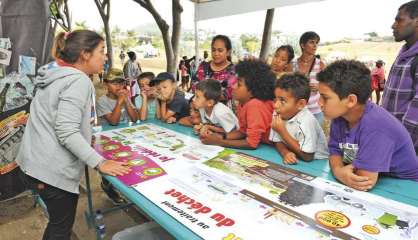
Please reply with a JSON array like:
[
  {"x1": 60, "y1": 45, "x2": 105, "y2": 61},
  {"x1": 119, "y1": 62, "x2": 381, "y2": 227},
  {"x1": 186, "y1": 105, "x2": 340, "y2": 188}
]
[{"x1": 95, "y1": 210, "x2": 106, "y2": 239}]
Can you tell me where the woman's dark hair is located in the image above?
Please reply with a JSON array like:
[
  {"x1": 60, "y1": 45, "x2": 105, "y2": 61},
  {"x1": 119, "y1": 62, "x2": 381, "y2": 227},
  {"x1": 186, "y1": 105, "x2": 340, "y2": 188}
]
[
  {"x1": 276, "y1": 45, "x2": 295, "y2": 63},
  {"x1": 235, "y1": 59, "x2": 275, "y2": 101},
  {"x1": 127, "y1": 51, "x2": 136, "y2": 61},
  {"x1": 212, "y1": 35, "x2": 232, "y2": 61},
  {"x1": 212, "y1": 35, "x2": 232, "y2": 51},
  {"x1": 299, "y1": 31, "x2": 320, "y2": 48},
  {"x1": 317, "y1": 60, "x2": 371, "y2": 104},
  {"x1": 54, "y1": 30, "x2": 104, "y2": 63}
]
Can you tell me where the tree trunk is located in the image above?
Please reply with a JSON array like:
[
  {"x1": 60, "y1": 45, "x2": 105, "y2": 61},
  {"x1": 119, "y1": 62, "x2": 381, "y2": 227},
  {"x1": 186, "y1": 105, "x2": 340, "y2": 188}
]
[
  {"x1": 171, "y1": 0, "x2": 183, "y2": 75},
  {"x1": 161, "y1": 25, "x2": 175, "y2": 74},
  {"x1": 93, "y1": 0, "x2": 113, "y2": 69},
  {"x1": 104, "y1": 20, "x2": 113, "y2": 69},
  {"x1": 132, "y1": 0, "x2": 182, "y2": 75},
  {"x1": 63, "y1": 0, "x2": 71, "y2": 30},
  {"x1": 259, "y1": 8, "x2": 275, "y2": 62}
]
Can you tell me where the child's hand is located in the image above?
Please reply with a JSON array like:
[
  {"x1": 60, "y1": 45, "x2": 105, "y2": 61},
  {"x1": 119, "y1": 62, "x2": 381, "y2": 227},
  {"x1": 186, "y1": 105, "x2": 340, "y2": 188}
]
[
  {"x1": 283, "y1": 152, "x2": 298, "y2": 165},
  {"x1": 193, "y1": 123, "x2": 202, "y2": 135},
  {"x1": 335, "y1": 165, "x2": 374, "y2": 191},
  {"x1": 116, "y1": 92, "x2": 126, "y2": 105},
  {"x1": 200, "y1": 132, "x2": 222, "y2": 145},
  {"x1": 140, "y1": 90, "x2": 148, "y2": 100},
  {"x1": 271, "y1": 114, "x2": 286, "y2": 133},
  {"x1": 166, "y1": 116, "x2": 177, "y2": 124},
  {"x1": 199, "y1": 124, "x2": 213, "y2": 137}
]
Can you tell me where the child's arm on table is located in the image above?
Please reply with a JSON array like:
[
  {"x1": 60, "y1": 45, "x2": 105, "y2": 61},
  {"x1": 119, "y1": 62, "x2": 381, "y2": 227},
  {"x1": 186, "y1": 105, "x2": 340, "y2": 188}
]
[
  {"x1": 329, "y1": 155, "x2": 375, "y2": 191},
  {"x1": 272, "y1": 114, "x2": 314, "y2": 162},
  {"x1": 200, "y1": 130, "x2": 257, "y2": 149}
]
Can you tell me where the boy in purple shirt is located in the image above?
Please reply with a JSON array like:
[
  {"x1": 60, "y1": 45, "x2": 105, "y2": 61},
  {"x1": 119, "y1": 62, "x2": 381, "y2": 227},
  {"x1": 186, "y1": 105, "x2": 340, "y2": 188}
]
[{"x1": 317, "y1": 60, "x2": 418, "y2": 191}]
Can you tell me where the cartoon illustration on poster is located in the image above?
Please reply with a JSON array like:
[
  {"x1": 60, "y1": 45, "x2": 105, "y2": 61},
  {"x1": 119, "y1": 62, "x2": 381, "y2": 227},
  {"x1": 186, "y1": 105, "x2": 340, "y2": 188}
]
[
  {"x1": 94, "y1": 135, "x2": 166, "y2": 186},
  {"x1": 93, "y1": 124, "x2": 418, "y2": 240},
  {"x1": 95, "y1": 124, "x2": 223, "y2": 166}
]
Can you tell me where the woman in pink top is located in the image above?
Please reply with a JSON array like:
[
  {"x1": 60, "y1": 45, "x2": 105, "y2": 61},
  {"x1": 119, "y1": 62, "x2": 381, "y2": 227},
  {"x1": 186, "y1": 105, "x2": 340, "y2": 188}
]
[
  {"x1": 371, "y1": 60, "x2": 385, "y2": 105},
  {"x1": 196, "y1": 35, "x2": 237, "y2": 109},
  {"x1": 293, "y1": 31, "x2": 326, "y2": 125}
]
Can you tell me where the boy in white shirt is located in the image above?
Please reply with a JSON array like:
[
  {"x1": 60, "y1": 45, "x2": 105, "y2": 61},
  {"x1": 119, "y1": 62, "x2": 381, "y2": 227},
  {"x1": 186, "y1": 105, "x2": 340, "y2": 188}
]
[
  {"x1": 270, "y1": 73, "x2": 328, "y2": 164},
  {"x1": 193, "y1": 79, "x2": 239, "y2": 137}
]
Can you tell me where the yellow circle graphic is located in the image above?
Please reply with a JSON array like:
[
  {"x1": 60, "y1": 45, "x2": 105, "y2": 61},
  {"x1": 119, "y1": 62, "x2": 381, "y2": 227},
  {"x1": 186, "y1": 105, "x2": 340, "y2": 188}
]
[
  {"x1": 362, "y1": 225, "x2": 380, "y2": 235},
  {"x1": 97, "y1": 138, "x2": 109, "y2": 144},
  {"x1": 114, "y1": 151, "x2": 131, "y2": 158},
  {"x1": 103, "y1": 144, "x2": 120, "y2": 151},
  {"x1": 315, "y1": 210, "x2": 350, "y2": 229},
  {"x1": 128, "y1": 159, "x2": 146, "y2": 166},
  {"x1": 143, "y1": 168, "x2": 163, "y2": 176}
]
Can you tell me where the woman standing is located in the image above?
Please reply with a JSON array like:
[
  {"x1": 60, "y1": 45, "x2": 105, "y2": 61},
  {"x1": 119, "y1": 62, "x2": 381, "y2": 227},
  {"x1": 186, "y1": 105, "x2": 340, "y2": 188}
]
[
  {"x1": 371, "y1": 60, "x2": 385, "y2": 105},
  {"x1": 17, "y1": 30, "x2": 130, "y2": 240},
  {"x1": 196, "y1": 35, "x2": 236, "y2": 109},
  {"x1": 293, "y1": 31, "x2": 326, "y2": 125}
]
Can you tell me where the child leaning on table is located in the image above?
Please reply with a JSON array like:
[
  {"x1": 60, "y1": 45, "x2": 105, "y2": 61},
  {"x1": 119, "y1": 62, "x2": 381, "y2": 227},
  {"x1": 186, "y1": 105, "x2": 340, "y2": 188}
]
[
  {"x1": 200, "y1": 59, "x2": 275, "y2": 149},
  {"x1": 193, "y1": 79, "x2": 239, "y2": 137},
  {"x1": 97, "y1": 68, "x2": 138, "y2": 125},
  {"x1": 179, "y1": 96, "x2": 202, "y2": 127},
  {"x1": 153, "y1": 72, "x2": 190, "y2": 123},
  {"x1": 136, "y1": 72, "x2": 157, "y2": 120},
  {"x1": 96, "y1": 68, "x2": 137, "y2": 204},
  {"x1": 270, "y1": 73, "x2": 328, "y2": 165},
  {"x1": 317, "y1": 60, "x2": 418, "y2": 191}
]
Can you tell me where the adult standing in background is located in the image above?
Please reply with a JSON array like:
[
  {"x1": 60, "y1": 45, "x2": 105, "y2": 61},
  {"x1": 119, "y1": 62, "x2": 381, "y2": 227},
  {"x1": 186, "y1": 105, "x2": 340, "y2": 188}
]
[
  {"x1": 371, "y1": 60, "x2": 385, "y2": 105},
  {"x1": 382, "y1": 0, "x2": 418, "y2": 154},
  {"x1": 293, "y1": 31, "x2": 326, "y2": 125},
  {"x1": 119, "y1": 50, "x2": 126, "y2": 64},
  {"x1": 196, "y1": 35, "x2": 236, "y2": 109},
  {"x1": 123, "y1": 51, "x2": 142, "y2": 102}
]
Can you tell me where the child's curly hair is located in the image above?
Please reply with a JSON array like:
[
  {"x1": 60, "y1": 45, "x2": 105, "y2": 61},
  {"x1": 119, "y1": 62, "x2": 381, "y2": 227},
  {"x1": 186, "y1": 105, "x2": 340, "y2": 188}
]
[{"x1": 235, "y1": 59, "x2": 275, "y2": 101}]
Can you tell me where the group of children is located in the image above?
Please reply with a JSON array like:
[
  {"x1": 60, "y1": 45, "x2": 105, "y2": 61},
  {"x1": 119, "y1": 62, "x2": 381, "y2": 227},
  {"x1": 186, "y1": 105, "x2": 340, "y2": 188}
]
[{"x1": 99, "y1": 56, "x2": 418, "y2": 193}]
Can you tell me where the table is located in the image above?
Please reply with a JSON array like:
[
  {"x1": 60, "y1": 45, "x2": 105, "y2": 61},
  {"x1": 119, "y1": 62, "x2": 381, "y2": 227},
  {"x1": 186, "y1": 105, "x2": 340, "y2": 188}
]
[{"x1": 85, "y1": 119, "x2": 418, "y2": 240}]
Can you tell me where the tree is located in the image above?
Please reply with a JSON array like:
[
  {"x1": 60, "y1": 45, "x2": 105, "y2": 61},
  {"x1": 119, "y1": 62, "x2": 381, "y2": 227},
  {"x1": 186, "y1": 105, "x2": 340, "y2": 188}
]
[
  {"x1": 121, "y1": 30, "x2": 139, "y2": 50},
  {"x1": 240, "y1": 34, "x2": 261, "y2": 55},
  {"x1": 132, "y1": 0, "x2": 183, "y2": 74},
  {"x1": 259, "y1": 8, "x2": 274, "y2": 62},
  {"x1": 74, "y1": 21, "x2": 88, "y2": 30},
  {"x1": 49, "y1": 0, "x2": 71, "y2": 31},
  {"x1": 93, "y1": 0, "x2": 113, "y2": 69},
  {"x1": 365, "y1": 32, "x2": 379, "y2": 38}
]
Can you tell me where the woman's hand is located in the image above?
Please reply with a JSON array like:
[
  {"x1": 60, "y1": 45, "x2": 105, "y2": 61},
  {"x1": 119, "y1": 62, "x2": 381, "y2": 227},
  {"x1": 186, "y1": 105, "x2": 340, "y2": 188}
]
[{"x1": 97, "y1": 160, "x2": 131, "y2": 176}]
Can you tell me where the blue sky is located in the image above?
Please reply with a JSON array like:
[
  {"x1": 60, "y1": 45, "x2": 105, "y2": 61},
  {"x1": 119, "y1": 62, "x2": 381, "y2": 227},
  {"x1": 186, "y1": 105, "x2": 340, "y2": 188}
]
[{"x1": 70, "y1": 0, "x2": 408, "y2": 41}]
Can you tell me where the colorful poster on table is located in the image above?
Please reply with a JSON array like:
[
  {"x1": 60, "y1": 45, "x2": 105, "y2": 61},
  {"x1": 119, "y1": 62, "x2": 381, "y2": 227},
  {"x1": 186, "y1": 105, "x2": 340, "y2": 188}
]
[
  {"x1": 94, "y1": 124, "x2": 418, "y2": 240},
  {"x1": 93, "y1": 123, "x2": 224, "y2": 186}
]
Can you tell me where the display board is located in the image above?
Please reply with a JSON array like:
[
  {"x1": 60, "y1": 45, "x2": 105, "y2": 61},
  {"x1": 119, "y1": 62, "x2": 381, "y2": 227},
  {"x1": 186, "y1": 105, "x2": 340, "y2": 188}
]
[{"x1": 94, "y1": 124, "x2": 418, "y2": 240}]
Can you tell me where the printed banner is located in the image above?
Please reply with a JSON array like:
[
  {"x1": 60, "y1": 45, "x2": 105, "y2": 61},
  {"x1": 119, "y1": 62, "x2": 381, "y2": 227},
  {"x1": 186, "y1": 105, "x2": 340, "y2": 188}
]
[{"x1": 95, "y1": 124, "x2": 418, "y2": 240}]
